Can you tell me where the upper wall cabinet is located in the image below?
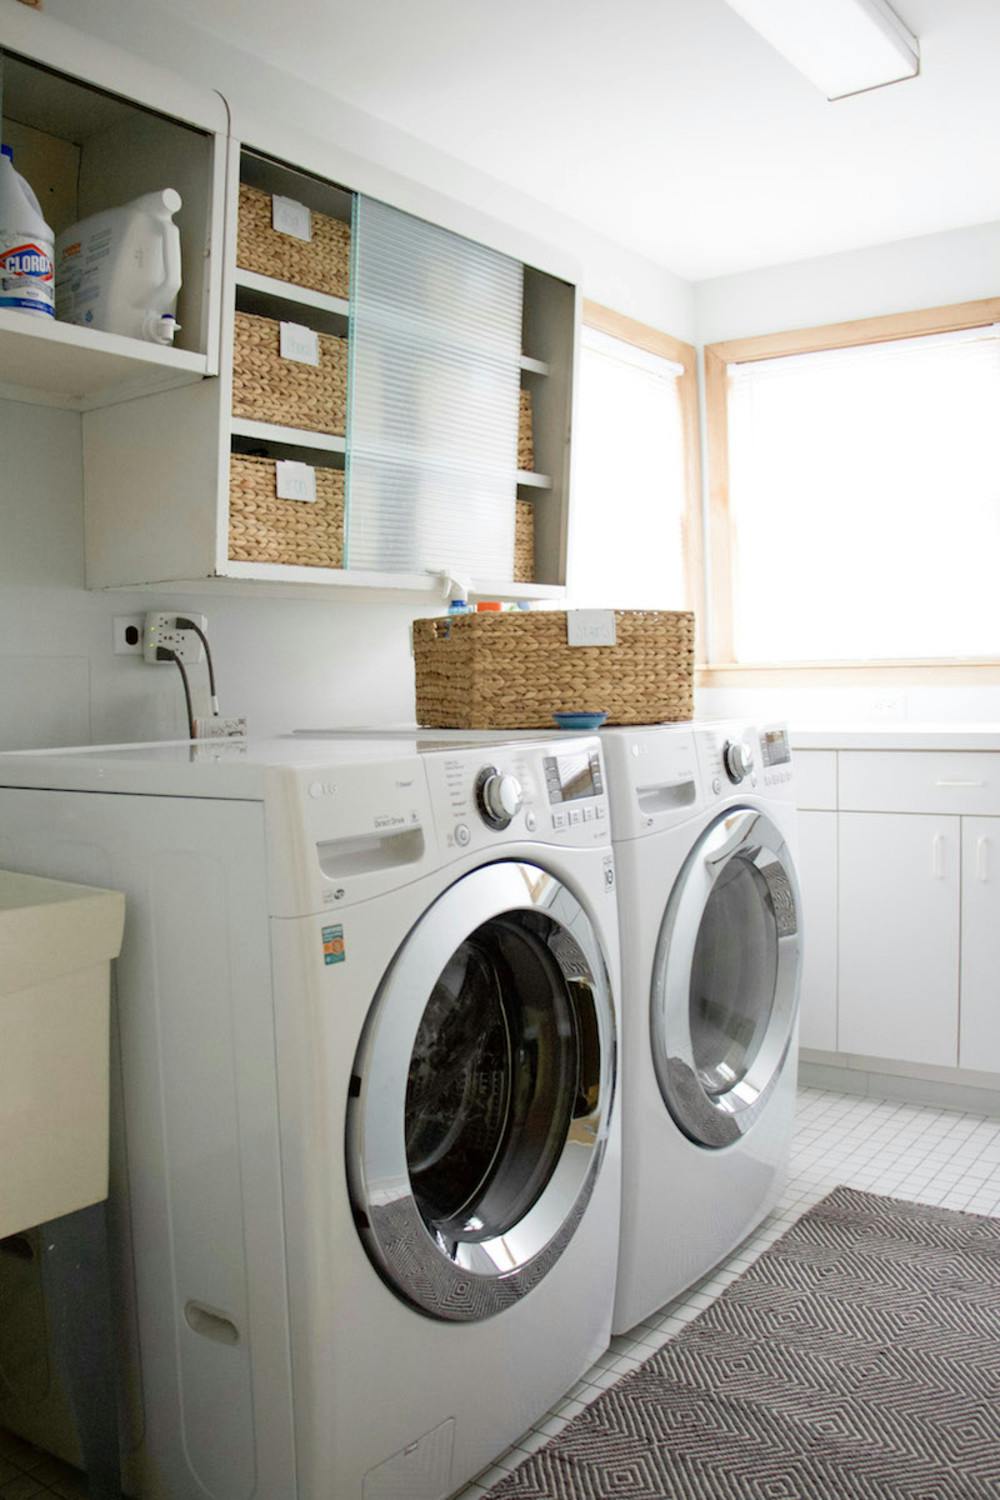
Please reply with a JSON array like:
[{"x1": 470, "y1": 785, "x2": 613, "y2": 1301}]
[
  {"x1": 84, "y1": 127, "x2": 578, "y2": 599},
  {"x1": 0, "y1": 5, "x2": 227, "y2": 409}
]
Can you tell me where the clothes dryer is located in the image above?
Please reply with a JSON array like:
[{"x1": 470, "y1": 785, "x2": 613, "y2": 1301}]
[
  {"x1": 0, "y1": 735, "x2": 621, "y2": 1500},
  {"x1": 600, "y1": 720, "x2": 802, "y2": 1334}
]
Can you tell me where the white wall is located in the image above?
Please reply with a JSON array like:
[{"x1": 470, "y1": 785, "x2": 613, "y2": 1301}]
[
  {"x1": 695, "y1": 218, "x2": 1000, "y2": 726},
  {"x1": 0, "y1": 401, "x2": 439, "y2": 750},
  {"x1": 695, "y1": 219, "x2": 1000, "y2": 346}
]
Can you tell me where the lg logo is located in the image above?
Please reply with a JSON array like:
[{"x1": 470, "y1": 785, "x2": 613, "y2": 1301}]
[{"x1": 309, "y1": 781, "x2": 337, "y2": 799}]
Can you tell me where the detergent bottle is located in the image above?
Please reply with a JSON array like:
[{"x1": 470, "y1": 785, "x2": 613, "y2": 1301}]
[
  {"x1": 56, "y1": 188, "x2": 183, "y2": 344},
  {"x1": 0, "y1": 144, "x2": 55, "y2": 318}
]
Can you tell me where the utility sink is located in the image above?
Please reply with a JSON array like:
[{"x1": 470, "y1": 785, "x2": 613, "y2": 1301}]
[{"x1": 0, "y1": 871, "x2": 125, "y2": 1239}]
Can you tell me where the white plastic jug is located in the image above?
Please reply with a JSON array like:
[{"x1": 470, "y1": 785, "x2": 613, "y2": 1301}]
[
  {"x1": 0, "y1": 145, "x2": 55, "y2": 318},
  {"x1": 55, "y1": 188, "x2": 183, "y2": 345}
]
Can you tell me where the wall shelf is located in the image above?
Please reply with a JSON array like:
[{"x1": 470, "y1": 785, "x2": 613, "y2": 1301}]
[
  {"x1": 519, "y1": 355, "x2": 549, "y2": 376},
  {"x1": 109, "y1": 560, "x2": 566, "y2": 603},
  {"x1": 0, "y1": 311, "x2": 210, "y2": 411}
]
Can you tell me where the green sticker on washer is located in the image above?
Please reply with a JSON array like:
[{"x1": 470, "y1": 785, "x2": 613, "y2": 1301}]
[{"x1": 322, "y1": 924, "x2": 345, "y2": 965}]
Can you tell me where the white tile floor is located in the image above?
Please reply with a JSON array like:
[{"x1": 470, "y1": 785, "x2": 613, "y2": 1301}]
[
  {"x1": 455, "y1": 1084, "x2": 1000, "y2": 1500},
  {"x1": 2, "y1": 1085, "x2": 998, "y2": 1499}
]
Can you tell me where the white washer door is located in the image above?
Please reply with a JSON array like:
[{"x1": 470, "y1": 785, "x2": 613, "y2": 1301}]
[
  {"x1": 347, "y1": 860, "x2": 616, "y2": 1322},
  {"x1": 651, "y1": 807, "x2": 801, "y2": 1149}
]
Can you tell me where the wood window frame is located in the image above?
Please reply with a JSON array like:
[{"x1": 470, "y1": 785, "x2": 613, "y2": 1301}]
[
  {"x1": 703, "y1": 296, "x2": 1000, "y2": 687},
  {"x1": 582, "y1": 300, "x2": 705, "y2": 659}
]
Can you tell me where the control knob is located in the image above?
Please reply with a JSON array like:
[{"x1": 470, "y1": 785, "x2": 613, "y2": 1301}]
[
  {"x1": 723, "y1": 739, "x2": 754, "y2": 784},
  {"x1": 475, "y1": 766, "x2": 523, "y2": 829}
]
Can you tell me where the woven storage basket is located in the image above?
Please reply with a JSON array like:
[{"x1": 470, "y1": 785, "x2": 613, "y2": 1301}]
[
  {"x1": 414, "y1": 610, "x2": 694, "y2": 730},
  {"x1": 237, "y1": 184, "x2": 350, "y2": 298},
  {"x1": 518, "y1": 388, "x2": 534, "y2": 471},
  {"x1": 513, "y1": 500, "x2": 534, "y2": 583},
  {"x1": 232, "y1": 311, "x2": 347, "y2": 434},
  {"x1": 229, "y1": 454, "x2": 344, "y2": 567}
]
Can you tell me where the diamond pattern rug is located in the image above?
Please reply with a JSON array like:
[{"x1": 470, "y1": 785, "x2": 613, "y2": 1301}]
[{"x1": 485, "y1": 1186, "x2": 1000, "y2": 1499}]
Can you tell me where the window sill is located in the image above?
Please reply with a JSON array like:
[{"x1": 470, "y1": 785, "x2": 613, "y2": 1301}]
[{"x1": 697, "y1": 659, "x2": 1000, "y2": 688}]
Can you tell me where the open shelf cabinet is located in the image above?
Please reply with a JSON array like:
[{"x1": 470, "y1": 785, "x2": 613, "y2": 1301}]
[{"x1": 0, "y1": 17, "x2": 227, "y2": 410}]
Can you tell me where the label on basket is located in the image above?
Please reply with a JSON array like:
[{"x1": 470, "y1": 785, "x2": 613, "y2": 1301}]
[
  {"x1": 567, "y1": 610, "x2": 617, "y2": 648},
  {"x1": 272, "y1": 194, "x2": 313, "y2": 241},
  {"x1": 279, "y1": 321, "x2": 320, "y2": 366},
  {"x1": 275, "y1": 460, "x2": 317, "y2": 502}
]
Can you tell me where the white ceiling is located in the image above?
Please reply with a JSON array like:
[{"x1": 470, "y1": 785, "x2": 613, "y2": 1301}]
[{"x1": 147, "y1": 0, "x2": 1000, "y2": 281}]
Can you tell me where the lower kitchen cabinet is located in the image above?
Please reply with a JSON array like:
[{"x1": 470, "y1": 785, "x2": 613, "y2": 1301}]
[
  {"x1": 796, "y1": 810, "x2": 838, "y2": 1052},
  {"x1": 960, "y1": 817, "x2": 1000, "y2": 1073},
  {"x1": 837, "y1": 812, "x2": 960, "y2": 1067}
]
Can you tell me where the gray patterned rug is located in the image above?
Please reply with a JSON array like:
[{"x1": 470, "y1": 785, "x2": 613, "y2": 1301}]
[{"x1": 485, "y1": 1186, "x2": 1000, "y2": 1499}]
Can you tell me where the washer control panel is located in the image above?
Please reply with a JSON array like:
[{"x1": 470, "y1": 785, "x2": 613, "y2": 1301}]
[{"x1": 423, "y1": 737, "x2": 611, "y2": 855}]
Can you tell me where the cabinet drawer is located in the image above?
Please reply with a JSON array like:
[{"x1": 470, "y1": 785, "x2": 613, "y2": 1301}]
[
  {"x1": 840, "y1": 751, "x2": 1000, "y2": 816},
  {"x1": 794, "y1": 750, "x2": 836, "y2": 810}
]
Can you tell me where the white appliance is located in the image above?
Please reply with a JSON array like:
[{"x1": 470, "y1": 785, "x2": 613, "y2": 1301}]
[
  {"x1": 0, "y1": 735, "x2": 621, "y2": 1500},
  {"x1": 601, "y1": 720, "x2": 802, "y2": 1334}
]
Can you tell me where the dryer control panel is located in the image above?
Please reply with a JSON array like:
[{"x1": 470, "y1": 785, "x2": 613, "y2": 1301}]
[{"x1": 698, "y1": 722, "x2": 795, "y2": 802}]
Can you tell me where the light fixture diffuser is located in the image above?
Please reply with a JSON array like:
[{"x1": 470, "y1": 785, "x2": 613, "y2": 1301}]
[{"x1": 723, "y1": 0, "x2": 919, "y2": 100}]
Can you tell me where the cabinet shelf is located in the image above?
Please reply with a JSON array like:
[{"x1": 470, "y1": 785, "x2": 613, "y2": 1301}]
[
  {"x1": 230, "y1": 416, "x2": 346, "y2": 455},
  {"x1": 0, "y1": 311, "x2": 210, "y2": 411},
  {"x1": 233, "y1": 269, "x2": 350, "y2": 326}
]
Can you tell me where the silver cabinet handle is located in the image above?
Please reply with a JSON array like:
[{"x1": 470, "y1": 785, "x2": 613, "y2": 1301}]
[
  {"x1": 977, "y1": 836, "x2": 991, "y2": 883},
  {"x1": 934, "y1": 779, "x2": 985, "y2": 788},
  {"x1": 932, "y1": 834, "x2": 945, "y2": 879}
]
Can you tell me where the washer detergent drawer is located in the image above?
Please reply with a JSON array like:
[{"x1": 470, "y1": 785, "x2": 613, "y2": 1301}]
[{"x1": 839, "y1": 752, "x2": 1000, "y2": 816}]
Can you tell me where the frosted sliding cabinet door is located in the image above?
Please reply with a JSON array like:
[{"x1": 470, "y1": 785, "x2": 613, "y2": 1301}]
[{"x1": 346, "y1": 195, "x2": 522, "y2": 575}]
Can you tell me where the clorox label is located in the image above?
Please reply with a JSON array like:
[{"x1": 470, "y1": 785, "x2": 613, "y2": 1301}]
[
  {"x1": 0, "y1": 242, "x2": 54, "y2": 280},
  {"x1": 0, "y1": 232, "x2": 55, "y2": 316}
]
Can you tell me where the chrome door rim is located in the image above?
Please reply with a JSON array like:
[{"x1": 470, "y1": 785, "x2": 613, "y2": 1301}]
[
  {"x1": 651, "y1": 808, "x2": 801, "y2": 1149},
  {"x1": 347, "y1": 860, "x2": 616, "y2": 1322}
]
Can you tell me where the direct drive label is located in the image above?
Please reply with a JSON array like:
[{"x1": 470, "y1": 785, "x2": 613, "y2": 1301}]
[{"x1": 322, "y1": 924, "x2": 345, "y2": 965}]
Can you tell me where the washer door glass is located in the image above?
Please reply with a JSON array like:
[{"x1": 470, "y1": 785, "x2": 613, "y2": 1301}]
[
  {"x1": 651, "y1": 808, "x2": 800, "y2": 1148},
  {"x1": 348, "y1": 861, "x2": 615, "y2": 1322}
]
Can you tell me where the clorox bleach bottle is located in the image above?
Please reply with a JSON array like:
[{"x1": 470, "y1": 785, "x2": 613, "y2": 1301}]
[
  {"x1": 0, "y1": 144, "x2": 55, "y2": 318},
  {"x1": 56, "y1": 188, "x2": 183, "y2": 345}
]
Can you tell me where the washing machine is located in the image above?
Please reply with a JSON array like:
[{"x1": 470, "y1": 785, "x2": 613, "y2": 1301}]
[
  {"x1": 601, "y1": 719, "x2": 802, "y2": 1335},
  {"x1": 0, "y1": 734, "x2": 621, "y2": 1500}
]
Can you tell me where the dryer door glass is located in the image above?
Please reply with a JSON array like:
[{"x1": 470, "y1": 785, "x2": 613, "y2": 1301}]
[
  {"x1": 347, "y1": 861, "x2": 616, "y2": 1322},
  {"x1": 651, "y1": 808, "x2": 800, "y2": 1148}
]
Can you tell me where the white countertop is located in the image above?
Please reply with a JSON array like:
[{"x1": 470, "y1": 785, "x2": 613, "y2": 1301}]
[{"x1": 791, "y1": 723, "x2": 1000, "y2": 751}]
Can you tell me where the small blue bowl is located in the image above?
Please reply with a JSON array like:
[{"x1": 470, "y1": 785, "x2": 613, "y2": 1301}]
[{"x1": 552, "y1": 711, "x2": 608, "y2": 731}]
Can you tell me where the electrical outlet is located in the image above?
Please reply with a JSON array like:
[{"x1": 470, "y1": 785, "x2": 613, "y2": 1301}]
[
  {"x1": 194, "y1": 716, "x2": 247, "y2": 740},
  {"x1": 113, "y1": 615, "x2": 145, "y2": 655},
  {"x1": 143, "y1": 611, "x2": 206, "y2": 666}
]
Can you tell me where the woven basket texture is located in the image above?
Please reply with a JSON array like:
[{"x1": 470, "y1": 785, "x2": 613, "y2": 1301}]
[
  {"x1": 513, "y1": 500, "x2": 534, "y2": 583},
  {"x1": 229, "y1": 454, "x2": 344, "y2": 567},
  {"x1": 518, "y1": 388, "x2": 534, "y2": 472},
  {"x1": 237, "y1": 184, "x2": 350, "y2": 298},
  {"x1": 232, "y1": 311, "x2": 347, "y2": 434},
  {"x1": 414, "y1": 610, "x2": 695, "y2": 729}
]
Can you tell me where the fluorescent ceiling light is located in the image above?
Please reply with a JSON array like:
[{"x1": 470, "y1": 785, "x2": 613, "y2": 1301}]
[{"x1": 723, "y1": 0, "x2": 919, "y2": 100}]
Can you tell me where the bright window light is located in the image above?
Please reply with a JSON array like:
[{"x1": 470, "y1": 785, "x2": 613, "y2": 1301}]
[
  {"x1": 727, "y1": 326, "x2": 1000, "y2": 662},
  {"x1": 569, "y1": 327, "x2": 688, "y2": 610},
  {"x1": 723, "y1": 0, "x2": 919, "y2": 100}
]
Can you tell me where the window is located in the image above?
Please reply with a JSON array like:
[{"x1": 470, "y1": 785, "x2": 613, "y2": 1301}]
[
  {"x1": 705, "y1": 300, "x2": 1000, "y2": 670},
  {"x1": 571, "y1": 307, "x2": 701, "y2": 624}
]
